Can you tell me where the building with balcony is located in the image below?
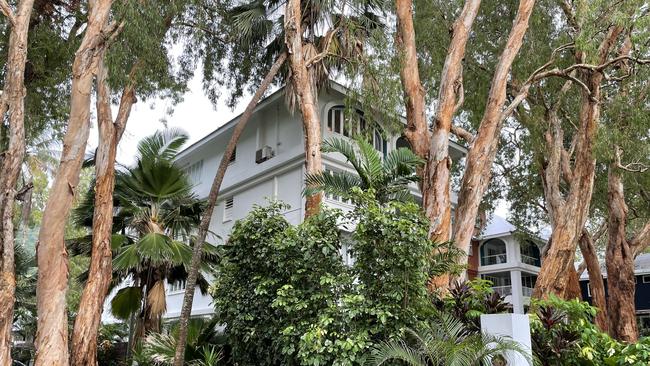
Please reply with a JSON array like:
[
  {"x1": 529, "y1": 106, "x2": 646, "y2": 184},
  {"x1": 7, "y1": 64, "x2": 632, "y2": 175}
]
[
  {"x1": 467, "y1": 216, "x2": 543, "y2": 314},
  {"x1": 123, "y1": 81, "x2": 541, "y2": 321}
]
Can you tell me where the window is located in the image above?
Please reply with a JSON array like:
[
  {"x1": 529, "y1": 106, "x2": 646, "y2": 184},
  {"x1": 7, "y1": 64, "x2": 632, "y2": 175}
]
[
  {"x1": 520, "y1": 240, "x2": 541, "y2": 267},
  {"x1": 480, "y1": 239, "x2": 507, "y2": 266},
  {"x1": 327, "y1": 106, "x2": 365, "y2": 137},
  {"x1": 643, "y1": 275, "x2": 650, "y2": 284},
  {"x1": 373, "y1": 129, "x2": 387, "y2": 157},
  {"x1": 223, "y1": 197, "x2": 234, "y2": 222},
  {"x1": 170, "y1": 279, "x2": 186, "y2": 292},
  {"x1": 481, "y1": 272, "x2": 511, "y2": 296},
  {"x1": 183, "y1": 160, "x2": 203, "y2": 184},
  {"x1": 521, "y1": 273, "x2": 537, "y2": 296},
  {"x1": 229, "y1": 146, "x2": 236, "y2": 165},
  {"x1": 395, "y1": 136, "x2": 411, "y2": 150}
]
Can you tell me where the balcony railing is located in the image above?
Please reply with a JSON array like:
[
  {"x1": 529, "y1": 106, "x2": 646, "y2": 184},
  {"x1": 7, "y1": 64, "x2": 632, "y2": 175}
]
[
  {"x1": 481, "y1": 254, "x2": 507, "y2": 266},
  {"x1": 492, "y1": 285, "x2": 512, "y2": 297},
  {"x1": 521, "y1": 254, "x2": 541, "y2": 267},
  {"x1": 522, "y1": 287, "x2": 534, "y2": 297}
]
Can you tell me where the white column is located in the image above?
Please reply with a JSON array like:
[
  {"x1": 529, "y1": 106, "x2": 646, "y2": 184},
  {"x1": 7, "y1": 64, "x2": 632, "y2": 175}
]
[
  {"x1": 481, "y1": 314, "x2": 532, "y2": 366},
  {"x1": 510, "y1": 270, "x2": 524, "y2": 314}
]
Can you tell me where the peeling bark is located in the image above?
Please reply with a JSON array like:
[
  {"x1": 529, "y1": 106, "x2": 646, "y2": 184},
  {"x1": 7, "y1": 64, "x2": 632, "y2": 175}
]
[
  {"x1": 605, "y1": 165, "x2": 637, "y2": 342},
  {"x1": 34, "y1": 1, "x2": 114, "y2": 365},
  {"x1": 70, "y1": 56, "x2": 136, "y2": 366},
  {"x1": 452, "y1": 0, "x2": 536, "y2": 277},
  {"x1": 0, "y1": 1, "x2": 35, "y2": 364},
  {"x1": 395, "y1": 0, "x2": 480, "y2": 291},
  {"x1": 578, "y1": 229, "x2": 608, "y2": 331},
  {"x1": 285, "y1": 0, "x2": 323, "y2": 218},
  {"x1": 172, "y1": 52, "x2": 287, "y2": 366},
  {"x1": 533, "y1": 26, "x2": 623, "y2": 299}
]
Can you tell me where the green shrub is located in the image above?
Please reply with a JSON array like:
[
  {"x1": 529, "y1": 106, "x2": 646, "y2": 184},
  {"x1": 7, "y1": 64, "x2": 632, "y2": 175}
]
[
  {"x1": 530, "y1": 296, "x2": 650, "y2": 366},
  {"x1": 211, "y1": 191, "x2": 458, "y2": 365}
]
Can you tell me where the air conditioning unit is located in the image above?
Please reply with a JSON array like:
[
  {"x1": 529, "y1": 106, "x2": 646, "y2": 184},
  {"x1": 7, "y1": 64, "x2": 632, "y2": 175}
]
[{"x1": 255, "y1": 145, "x2": 274, "y2": 164}]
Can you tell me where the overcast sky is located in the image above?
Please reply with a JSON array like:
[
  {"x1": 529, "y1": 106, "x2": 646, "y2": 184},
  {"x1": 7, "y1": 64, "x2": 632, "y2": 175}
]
[{"x1": 87, "y1": 69, "x2": 250, "y2": 166}]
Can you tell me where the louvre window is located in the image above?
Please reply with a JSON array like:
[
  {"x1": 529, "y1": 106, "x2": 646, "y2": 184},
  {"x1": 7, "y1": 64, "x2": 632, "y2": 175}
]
[{"x1": 224, "y1": 197, "x2": 234, "y2": 222}]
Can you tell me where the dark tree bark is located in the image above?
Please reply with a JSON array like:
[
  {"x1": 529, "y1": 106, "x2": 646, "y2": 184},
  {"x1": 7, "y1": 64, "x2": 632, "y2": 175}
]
[
  {"x1": 0, "y1": 1, "x2": 35, "y2": 364},
  {"x1": 34, "y1": 1, "x2": 115, "y2": 364},
  {"x1": 172, "y1": 52, "x2": 287, "y2": 366},
  {"x1": 578, "y1": 229, "x2": 608, "y2": 331},
  {"x1": 70, "y1": 56, "x2": 137, "y2": 366},
  {"x1": 605, "y1": 164, "x2": 637, "y2": 342}
]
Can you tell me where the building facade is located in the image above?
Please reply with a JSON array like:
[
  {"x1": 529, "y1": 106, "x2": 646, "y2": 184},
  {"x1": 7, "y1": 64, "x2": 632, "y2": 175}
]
[
  {"x1": 579, "y1": 253, "x2": 650, "y2": 335},
  {"x1": 159, "y1": 82, "x2": 541, "y2": 319}
]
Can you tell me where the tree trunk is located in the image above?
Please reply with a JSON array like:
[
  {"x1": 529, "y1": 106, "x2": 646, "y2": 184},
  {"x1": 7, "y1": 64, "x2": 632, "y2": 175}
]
[
  {"x1": 605, "y1": 165, "x2": 637, "y2": 342},
  {"x1": 394, "y1": 0, "x2": 480, "y2": 291},
  {"x1": 0, "y1": 1, "x2": 35, "y2": 364},
  {"x1": 533, "y1": 26, "x2": 622, "y2": 299},
  {"x1": 578, "y1": 229, "x2": 608, "y2": 331},
  {"x1": 395, "y1": 0, "x2": 429, "y2": 160},
  {"x1": 285, "y1": 0, "x2": 323, "y2": 218},
  {"x1": 172, "y1": 52, "x2": 287, "y2": 366},
  {"x1": 452, "y1": 0, "x2": 536, "y2": 276},
  {"x1": 34, "y1": 2, "x2": 114, "y2": 365},
  {"x1": 70, "y1": 56, "x2": 136, "y2": 366}
]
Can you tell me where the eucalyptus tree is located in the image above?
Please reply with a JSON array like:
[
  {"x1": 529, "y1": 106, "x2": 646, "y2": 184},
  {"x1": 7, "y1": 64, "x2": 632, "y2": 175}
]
[
  {"x1": 173, "y1": 1, "x2": 388, "y2": 363},
  {"x1": 394, "y1": 0, "x2": 541, "y2": 290},
  {"x1": 70, "y1": 1, "x2": 198, "y2": 364},
  {"x1": 0, "y1": 0, "x2": 36, "y2": 364}
]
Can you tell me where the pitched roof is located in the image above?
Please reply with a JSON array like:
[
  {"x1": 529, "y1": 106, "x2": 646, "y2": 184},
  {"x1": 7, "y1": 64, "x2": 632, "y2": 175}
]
[{"x1": 579, "y1": 253, "x2": 650, "y2": 280}]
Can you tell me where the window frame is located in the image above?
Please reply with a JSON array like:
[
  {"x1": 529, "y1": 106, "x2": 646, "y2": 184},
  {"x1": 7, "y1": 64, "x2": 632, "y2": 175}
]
[{"x1": 223, "y1": 197, "x2": 234, "y2": 222}]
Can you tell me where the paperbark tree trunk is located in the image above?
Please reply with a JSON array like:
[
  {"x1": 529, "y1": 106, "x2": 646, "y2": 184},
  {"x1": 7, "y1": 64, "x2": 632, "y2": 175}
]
[
  {"x1": 70, "y1": 56, "x2": 136, "y2": 366},
  {"x1": 172, "y1": 52, "x2": 287, "y2": 366},
  {"x1": 395, "y1": 0, "x2": 481, "y2": 290},
  {"x1": 452, "y1": 0, "x2": 535, "y2": 273},
  {"x1": 0, "y1": 1, "x2": 35, "y2": 364},
  {"x1": 533, "y1": 26, "x2": 622, "y2": 299},
  {"x1": 34, "y1": 1, "x2": 114, "y2": 365},
  {"x1": 605, "y1": 165, "x2": 637, "y2": 342},
  {"x1": 578, "y1": 229, "x2": 608, "y2": 331},
  {"x1": 285, "y1": 0, "x2": 323, "y2": 218},
  {"x1": 395, "y1": 0, "x2": 429, "y2": 161}
]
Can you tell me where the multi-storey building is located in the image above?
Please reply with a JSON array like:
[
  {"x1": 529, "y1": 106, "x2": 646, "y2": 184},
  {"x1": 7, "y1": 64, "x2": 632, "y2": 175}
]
[{"x1": 161, "y1": 81, "x2": 542, "y2": 319}]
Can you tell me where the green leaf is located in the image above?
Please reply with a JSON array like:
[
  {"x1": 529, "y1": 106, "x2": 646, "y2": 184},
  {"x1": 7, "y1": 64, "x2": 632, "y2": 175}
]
[
  {"x1": 111, "y1": 286, "x2": 142, "y2": 320},
  {"x1": 111, "y1": 234, "x2": 129, "y2": 251},
  {"x1": 113, "y1": 244, "x2": 141, "y2": 271},
  {"x1": 137, "y1": 232, "x2": 173, "y2": 265}
]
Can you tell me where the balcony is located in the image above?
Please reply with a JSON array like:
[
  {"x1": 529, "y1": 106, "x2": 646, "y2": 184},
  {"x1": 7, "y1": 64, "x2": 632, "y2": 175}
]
[
  {"x1": 521, "y1": 254, "x2": 540, "y2": 267},
  {"x1": 481, "y1": 254, "x2": 508, "y2": 266},
  {"x1": 493, "y1": 285, "x2": 512, "y2": 297}
]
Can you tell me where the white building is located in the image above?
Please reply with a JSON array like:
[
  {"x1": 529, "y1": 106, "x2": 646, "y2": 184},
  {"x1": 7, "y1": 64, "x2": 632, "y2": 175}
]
[{"x1": 161, "y1": 81, "x2": 542, "y2": 319}]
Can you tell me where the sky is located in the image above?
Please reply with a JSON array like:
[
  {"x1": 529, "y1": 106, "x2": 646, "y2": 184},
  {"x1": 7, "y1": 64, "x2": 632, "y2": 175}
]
[{"x1": 87, "y1": 69, "x2": 250, "y2": 166}]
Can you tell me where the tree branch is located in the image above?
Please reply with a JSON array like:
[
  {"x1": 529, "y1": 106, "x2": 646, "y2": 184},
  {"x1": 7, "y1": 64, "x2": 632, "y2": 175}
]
[
  {"x1": 450, "y1": 124, "x2": 474, "y2": 144},
  {"x1": 0, "y1": 0, "x2": 15, "y2": 26}
]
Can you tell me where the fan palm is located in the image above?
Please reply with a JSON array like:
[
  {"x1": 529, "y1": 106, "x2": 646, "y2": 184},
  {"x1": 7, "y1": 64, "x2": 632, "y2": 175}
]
[
  {"x1": 305, "y1": 137, "x2": 424, "y2": 203},
  {"x1": 369, "y1": 313, "x2": 531, "y2": 366},
  {"x1": 136, "y1": 316, "x2": 224, "y2": 366},
  {"x1": 70, "y1": 129, "x2": 218, "y2": 342}
]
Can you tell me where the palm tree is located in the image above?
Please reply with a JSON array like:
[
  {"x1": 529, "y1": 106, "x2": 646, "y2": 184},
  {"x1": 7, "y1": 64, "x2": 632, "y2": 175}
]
[
  {"x1": 369, "y1": 313, "x2": 531, "y2": 366},
  {"x1": 305, "y1": 137, "x2": 424, "y2": 203},
  {"x1": 137, "y1": 316, "x2": 224, "y2": 366},
  {"x1": 70, "y1": 129, "x2": 218, "y2": 342}
]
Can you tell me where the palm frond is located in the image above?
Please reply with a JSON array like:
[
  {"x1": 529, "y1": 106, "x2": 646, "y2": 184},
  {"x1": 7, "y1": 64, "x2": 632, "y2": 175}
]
[
  {"x1": 111, "y1": 286, "x2": 143, "y2": 320},
  {"x1": 355, "y1": 136, "x2": 384, "y2": 185},
  {"x1": 304, "y1": 170, "x2": 363, "y2": 198},
  {"x1": 322, "y1": 138, "x2": 364, "y2": 177},
  {"x1": 137, "y1": 128, "x2": 189, "y2": 162}
]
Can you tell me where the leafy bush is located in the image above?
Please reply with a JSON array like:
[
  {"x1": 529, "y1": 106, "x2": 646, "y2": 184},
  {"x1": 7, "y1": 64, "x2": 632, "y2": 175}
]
[
  {"x1": 211, "y1": 191, "x2": 459, "y2": 365},
  {"x1": 434, "y1": 279, "x2": 508, "y2": 333},
  {"x1": 530, "y1": 296, "x2": 650, "y2": 366}
]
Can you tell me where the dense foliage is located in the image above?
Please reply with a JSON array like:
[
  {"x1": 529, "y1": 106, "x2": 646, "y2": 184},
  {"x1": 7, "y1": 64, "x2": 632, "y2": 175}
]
[
  {"x1": 211, "y1": 189, "x2": 461, "y2": 365},
  {"x1": 531, "y1": 296, "x2": 650, "y2": 366}
]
